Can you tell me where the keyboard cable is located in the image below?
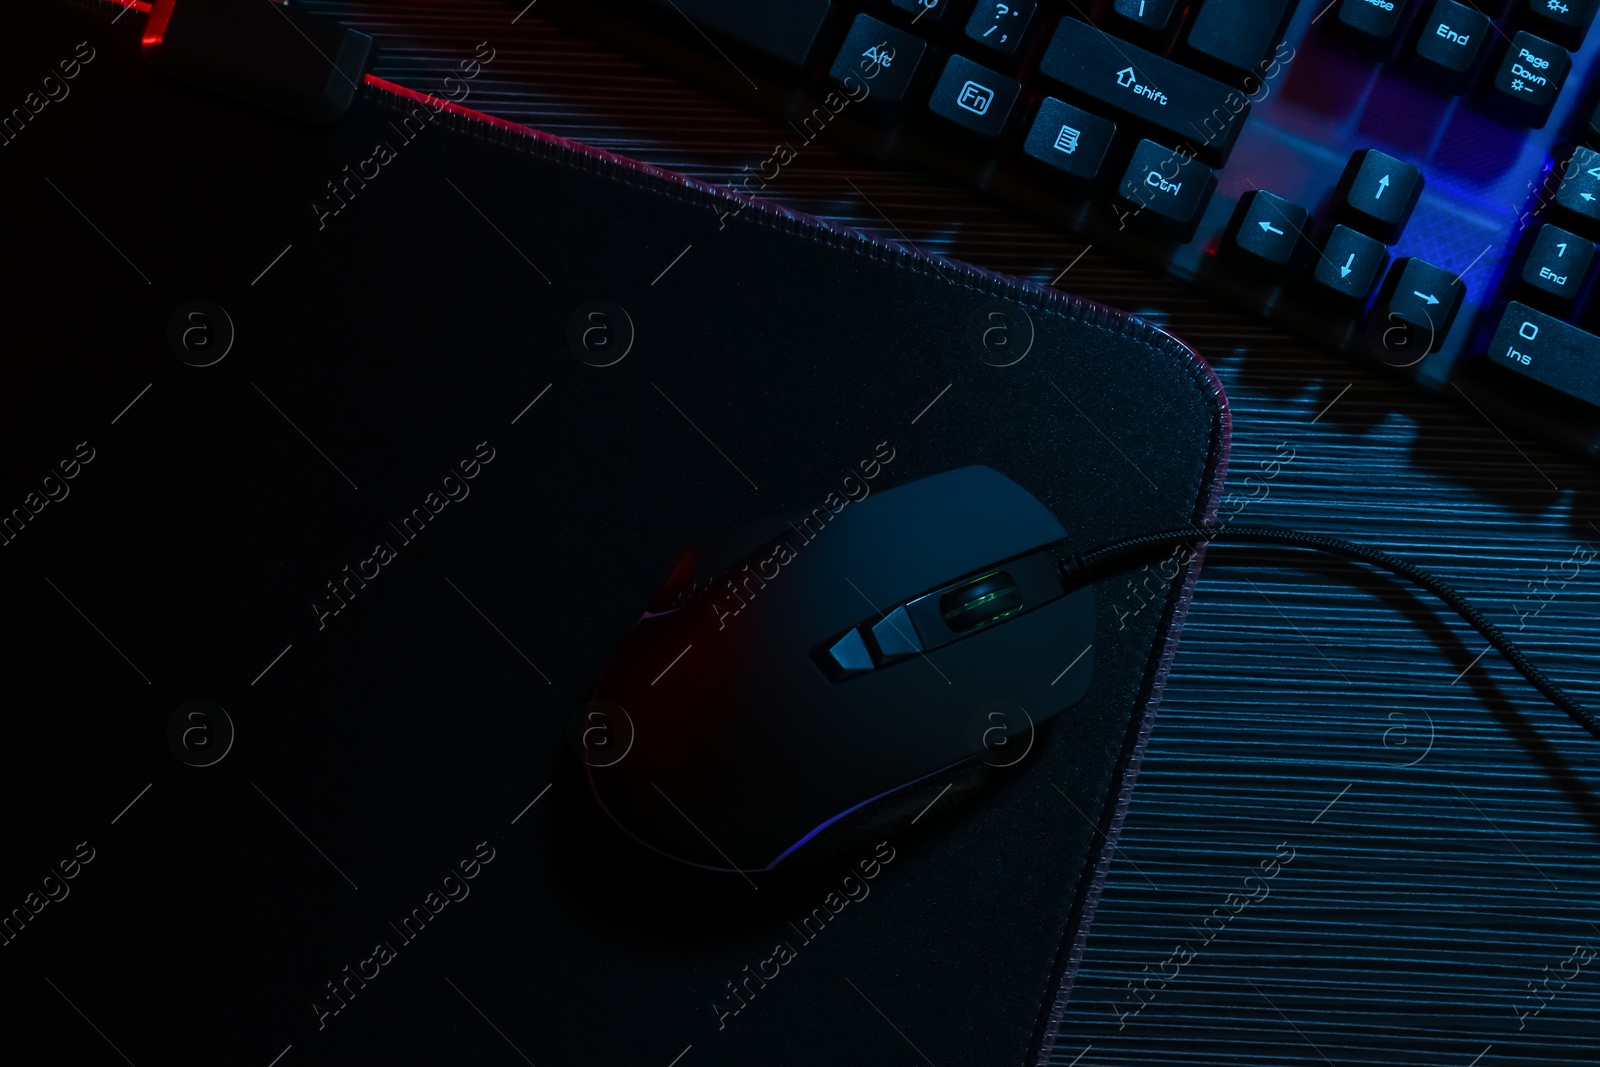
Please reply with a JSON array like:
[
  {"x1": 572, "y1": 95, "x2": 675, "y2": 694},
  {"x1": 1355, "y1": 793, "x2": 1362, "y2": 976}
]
[{"x1": 1057, "y1": 524, "x2": 1600, "y2": 742}]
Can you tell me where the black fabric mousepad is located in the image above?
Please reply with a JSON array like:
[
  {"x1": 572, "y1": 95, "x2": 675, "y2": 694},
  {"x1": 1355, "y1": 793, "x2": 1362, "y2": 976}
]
[{"x1": 1, "y1": 4, "x2": 1227, "y2": 1064}]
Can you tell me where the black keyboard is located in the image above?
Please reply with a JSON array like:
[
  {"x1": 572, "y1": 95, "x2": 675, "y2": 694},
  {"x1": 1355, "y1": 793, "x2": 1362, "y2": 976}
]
[{"x1": 533, "y1": 0, "x2": 1600, "y2": 462}]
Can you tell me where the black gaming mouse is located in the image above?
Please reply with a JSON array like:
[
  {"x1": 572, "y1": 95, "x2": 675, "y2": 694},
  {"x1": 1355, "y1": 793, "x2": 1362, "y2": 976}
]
[{"x1": 582, "y1": 465, "x2": 1096, "y2": 872}]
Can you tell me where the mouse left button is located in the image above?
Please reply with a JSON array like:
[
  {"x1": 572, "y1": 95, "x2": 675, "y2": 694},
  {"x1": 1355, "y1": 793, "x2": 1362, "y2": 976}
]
[{"x1": 826, "y1": 629, "x2": 876, "y2": 677}]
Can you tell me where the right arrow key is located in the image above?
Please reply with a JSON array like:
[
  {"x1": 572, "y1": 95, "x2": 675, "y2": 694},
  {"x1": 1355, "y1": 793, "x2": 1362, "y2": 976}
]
[{"x1": 1373, "y1": 257, "x2": 1466, "y2": 351}]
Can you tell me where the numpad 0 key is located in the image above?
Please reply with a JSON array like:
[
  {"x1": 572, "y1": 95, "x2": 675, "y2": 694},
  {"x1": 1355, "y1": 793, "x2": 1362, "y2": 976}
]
[{"x1": 537, "y1": 0, "x2": 1600, "y2": 459}]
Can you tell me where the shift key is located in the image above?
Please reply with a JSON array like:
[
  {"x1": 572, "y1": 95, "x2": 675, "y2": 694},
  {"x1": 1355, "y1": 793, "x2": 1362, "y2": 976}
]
[{"x1": 1038, "y1": 18, "x2": 1249, "y2": 164}]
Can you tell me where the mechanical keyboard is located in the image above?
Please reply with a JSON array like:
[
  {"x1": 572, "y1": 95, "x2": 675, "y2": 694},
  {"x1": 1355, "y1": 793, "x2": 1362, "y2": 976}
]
[{"x1": 533, "y1": 0, "x2": 1600, "y2": 461}]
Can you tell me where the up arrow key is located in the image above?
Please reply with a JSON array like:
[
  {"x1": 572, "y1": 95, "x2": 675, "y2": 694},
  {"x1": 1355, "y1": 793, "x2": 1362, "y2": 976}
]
[{"x1": 1334, "y1": 150, "x2": 1422, "y2": 243}]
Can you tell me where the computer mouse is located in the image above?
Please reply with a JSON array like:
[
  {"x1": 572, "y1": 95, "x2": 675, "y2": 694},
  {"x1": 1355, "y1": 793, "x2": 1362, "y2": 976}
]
[{"x1": 582, "y1": 465, "x2": 1096, "y2": 873}]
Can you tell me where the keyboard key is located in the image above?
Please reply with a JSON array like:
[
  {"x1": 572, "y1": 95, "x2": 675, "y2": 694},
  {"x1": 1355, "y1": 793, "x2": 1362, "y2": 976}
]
[
  {"x1": 1185, "y1": 0, "x2": 1295, "y2": 79},
  {"x1": 1554, "y1": 146, "x2": 1600, "y2": 232},
  {"x1": 1484, "y1": 301, "x2": 1600, "y2": 409},
  {"x1": 1226, "y1": 190, "x2": 1309, "y2": 269},
  {"x1": 651, "y1": 0, "x2": 834, "y2": 68},
  {"x1": 1038, "y1": 19, "x2": 1249, "y2": 165},
  {"x1": 1335, "y1": 0, "x2": 1412, "y2": 52},
  {"x1": 1114, "y1": 138, "x2": 1218, "y2": 242},
  {"x1": 926, "y1": 54, "x2": 1022, "y2": 140},
  {"x1": 1524, "y1": 0, "x2": 1598, "y2": 49},
  {"x1": 1584, "y1": 97, "x2": 1600, "y2": 144},
  {"x1": 1334, "y1": 149, "x2": 1423, "y2": 243},
  {"x1": 964, "y1": 0, "x2": 1036, "y2": 57},
  {"x1": 1518, "y1": 222, "x2": 1594, "y2": 303},
  {"x1": 1311, "y1": 224, "x2": 1389, "y2": 305},
  {"x1": 890, "y1": 0, "x2": 959, "y2": 27},
  {"x1": 829, "y1": 14, "x2": 928, "y2": 107},
  {"x1": 1021, "y1": 97, "x2": 1117, "y2": 185},
  {"x1": 1486, "y1": 32, "x2": 1570, "y2": 127},
  {"x1": 1409, "y1": 0, "x2": 1489, "y2": 93},
  {"x1": 1113, "y1": 0, "x2": 1183, "y2": 32},
  {"x1": 1373, "y1": 257, "x2": 1466, "y2": 349}
]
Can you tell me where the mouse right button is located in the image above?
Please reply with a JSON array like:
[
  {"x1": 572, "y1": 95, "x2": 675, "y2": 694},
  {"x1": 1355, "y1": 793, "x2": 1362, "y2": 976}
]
[{"x1": 870, "y1": 606, "x2": 924, "y2": 661}]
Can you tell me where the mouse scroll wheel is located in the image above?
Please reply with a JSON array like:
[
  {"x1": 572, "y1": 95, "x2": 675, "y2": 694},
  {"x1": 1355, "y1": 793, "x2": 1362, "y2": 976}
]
[{"x1": 939, "y1": 571, "x2": 1023, "y2": 634}]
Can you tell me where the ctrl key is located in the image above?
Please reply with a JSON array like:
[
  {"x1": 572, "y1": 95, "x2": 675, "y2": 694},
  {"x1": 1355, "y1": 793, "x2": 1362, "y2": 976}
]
[
  {"x1": 1113, "y1": 139, "x2": 1217, "y2": 242},
  {"x1": 1485, "y1": 302, "x2": 1600, "y2": 409}
]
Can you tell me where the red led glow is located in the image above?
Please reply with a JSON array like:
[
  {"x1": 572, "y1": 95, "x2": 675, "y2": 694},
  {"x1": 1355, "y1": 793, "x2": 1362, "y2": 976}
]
[{"x1": 140, "y1": 0, "x2": 173, "y2": 48}]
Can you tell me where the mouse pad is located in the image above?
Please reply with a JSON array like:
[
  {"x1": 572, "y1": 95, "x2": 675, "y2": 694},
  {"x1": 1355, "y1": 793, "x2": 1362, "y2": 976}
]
[{"x1": 0, "y1": 4, "x2": 1227, "y2": 1064}]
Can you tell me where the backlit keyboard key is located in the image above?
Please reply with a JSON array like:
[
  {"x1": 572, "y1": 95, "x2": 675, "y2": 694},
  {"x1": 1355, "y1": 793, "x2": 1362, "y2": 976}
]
[
  {"x1": 1037, "y1": 19, "x2": 1249, "y2": 165},
  {"x1": 926, "y1": 54, "x2": 1022, "y2": 140},
  {"x1": 1114, "y1": 138, "x2": 1218, "y2": 241},
  {"x1": 1113, "y1": 0, "x2": 1182, "y2": 32},
  {"x1": 1021, "y1": 97, "x2": 1117, "y2": 185},
  {"x1": 1335, "y1": 0, "x2": 1412, "y2": 52},
  {"x1": 1409, "y1": 0, "x2": 1488, "y2": 93},
  {"x1": 1374, "y1": 257, "x2": 1465, "y2": 349},
  {"x1": 1334, "y1": 149, "x2": 1423, "y2": 243},
  {"x1": 1226, "y1": 190, "x2": 1309, "y2": 269},
  {"x1": 829, "y1": 15, "x2": 928, "y2": 107},
  {"x1": 1554, "y1": 146, "x2": 1600, "y2": 232},
  {"x1": 1518, "y1": 222, "x2": 1594, "y2": 304},
  {"x1": 890, "y1": 0, "x2": 958, "y2": 27},
  {"x1": 964, "y1": 0, "x2": 1036, "y2": 57},
  {"x1": 1524, "y1": 0, "x2": 1598, "y2": 49},
  {"x1": 1312, "y1": 224, "x2": 1388, "y2": 305},
  {"x1": 1484, "y1": 301, "x2": 1600, "y2": 409},
  {"x1": 1487, "y1": 31, "x2": 1570, "y2": 127},
  {"x1": 1185, "y1": 0, "x2": 1295, "y2": 79}
]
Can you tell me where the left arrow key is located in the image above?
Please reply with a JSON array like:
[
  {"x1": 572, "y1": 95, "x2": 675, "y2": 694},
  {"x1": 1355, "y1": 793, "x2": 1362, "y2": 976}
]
[
  {"x1": 1226, "y1": 189, "x2": 1309, "y2": 272},
  {"x1": 1555, "y1": 145, "x2": 1600, "y2": 233}
]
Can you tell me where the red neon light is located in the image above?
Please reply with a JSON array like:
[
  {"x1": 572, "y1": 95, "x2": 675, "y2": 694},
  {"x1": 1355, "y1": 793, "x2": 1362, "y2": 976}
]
[{"x1": 140, "y1": 0, "x2": 173, "y2": 48}]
